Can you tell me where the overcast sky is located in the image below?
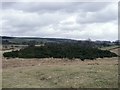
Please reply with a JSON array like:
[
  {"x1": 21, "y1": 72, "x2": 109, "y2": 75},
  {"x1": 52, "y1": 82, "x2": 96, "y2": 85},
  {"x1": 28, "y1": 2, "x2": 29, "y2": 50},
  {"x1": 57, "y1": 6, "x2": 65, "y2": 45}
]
[{"x1": 1, "y1": 2, "x2": 118, "y2": 41}]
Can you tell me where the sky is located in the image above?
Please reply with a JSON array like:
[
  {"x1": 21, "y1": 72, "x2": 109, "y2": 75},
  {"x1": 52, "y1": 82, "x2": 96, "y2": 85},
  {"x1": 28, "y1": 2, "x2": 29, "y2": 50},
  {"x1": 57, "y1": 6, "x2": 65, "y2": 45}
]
[{"x1": 1, "y1": 1, "x2": 118, "y2": 41}]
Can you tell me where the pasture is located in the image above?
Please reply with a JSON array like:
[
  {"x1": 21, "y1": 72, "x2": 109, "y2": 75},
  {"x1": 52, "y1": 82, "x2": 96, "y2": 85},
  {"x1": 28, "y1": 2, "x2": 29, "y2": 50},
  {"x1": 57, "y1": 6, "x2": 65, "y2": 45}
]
[{"x1": 2, "y1": 46, "x2": 119, "y2": 88}]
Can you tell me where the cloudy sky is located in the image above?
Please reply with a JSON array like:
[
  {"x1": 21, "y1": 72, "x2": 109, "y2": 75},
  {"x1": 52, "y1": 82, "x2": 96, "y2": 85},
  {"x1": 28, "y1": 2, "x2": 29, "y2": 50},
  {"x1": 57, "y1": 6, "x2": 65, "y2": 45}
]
[{"x1": 1, "y1": 2, "x2": 118, "y2": 41}]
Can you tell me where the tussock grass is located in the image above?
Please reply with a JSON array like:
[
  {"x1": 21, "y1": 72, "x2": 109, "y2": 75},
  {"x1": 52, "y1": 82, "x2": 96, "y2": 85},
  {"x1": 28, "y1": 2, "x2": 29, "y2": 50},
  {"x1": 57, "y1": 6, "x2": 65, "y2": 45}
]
[{"x1": 2, "y1": 58, "x2": 118, "y2": 88}]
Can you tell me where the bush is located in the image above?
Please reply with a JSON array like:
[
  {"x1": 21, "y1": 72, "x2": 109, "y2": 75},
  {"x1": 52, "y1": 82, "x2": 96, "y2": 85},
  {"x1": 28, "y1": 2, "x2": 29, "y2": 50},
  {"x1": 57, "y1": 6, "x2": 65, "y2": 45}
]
[{"x1": 3, "y1": 43, "x2": 118, "y2": 60}]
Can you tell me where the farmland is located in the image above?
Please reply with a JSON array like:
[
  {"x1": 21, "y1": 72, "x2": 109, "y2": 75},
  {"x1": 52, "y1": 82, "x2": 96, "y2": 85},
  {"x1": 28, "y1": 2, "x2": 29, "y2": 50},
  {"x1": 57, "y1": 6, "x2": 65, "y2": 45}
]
[{"x1": 2, "y1": 47, "x2": 119, "y2": 88}]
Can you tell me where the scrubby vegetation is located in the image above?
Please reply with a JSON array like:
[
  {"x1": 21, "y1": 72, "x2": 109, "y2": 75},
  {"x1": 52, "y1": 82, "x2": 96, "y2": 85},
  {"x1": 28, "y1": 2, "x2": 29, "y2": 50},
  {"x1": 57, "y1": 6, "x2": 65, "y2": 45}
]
[{"x1": 3, "y1": 43, "x2": 117, "y2": 60}]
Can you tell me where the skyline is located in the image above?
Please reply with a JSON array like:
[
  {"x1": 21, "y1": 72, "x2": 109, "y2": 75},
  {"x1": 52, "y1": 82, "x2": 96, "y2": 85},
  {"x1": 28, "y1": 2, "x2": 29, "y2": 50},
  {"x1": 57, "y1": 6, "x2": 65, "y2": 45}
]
[{"x1": 1, "y1": 2, "x2": 118, "y2": 41}]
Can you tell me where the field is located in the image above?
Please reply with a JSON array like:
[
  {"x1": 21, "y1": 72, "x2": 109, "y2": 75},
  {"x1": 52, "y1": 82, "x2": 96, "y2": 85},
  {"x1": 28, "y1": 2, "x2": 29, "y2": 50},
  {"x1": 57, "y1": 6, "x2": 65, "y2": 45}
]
[{"x1": 2, "y1": 46, "x2": 119, "y2": 88}]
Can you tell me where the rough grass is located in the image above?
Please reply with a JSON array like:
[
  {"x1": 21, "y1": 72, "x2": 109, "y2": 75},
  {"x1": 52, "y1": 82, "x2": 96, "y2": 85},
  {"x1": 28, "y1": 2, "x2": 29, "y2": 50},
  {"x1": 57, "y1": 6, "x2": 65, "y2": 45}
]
[
  {"x1": 2, "y1": 58, "x2": 118, "y2": 88},
  {"x1": 2, "y1": 47, "x2": 119, "y2": 88},
  {"x1": 100, "y1": 45, "x2": 119, "y2": 51}
]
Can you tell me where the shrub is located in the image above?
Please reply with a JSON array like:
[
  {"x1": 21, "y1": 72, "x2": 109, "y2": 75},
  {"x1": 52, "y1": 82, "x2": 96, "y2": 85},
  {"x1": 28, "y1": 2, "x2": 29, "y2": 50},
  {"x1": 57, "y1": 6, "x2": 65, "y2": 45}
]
[{"x1": 3, "y1": 43, "x2": 118, "y2": 60}]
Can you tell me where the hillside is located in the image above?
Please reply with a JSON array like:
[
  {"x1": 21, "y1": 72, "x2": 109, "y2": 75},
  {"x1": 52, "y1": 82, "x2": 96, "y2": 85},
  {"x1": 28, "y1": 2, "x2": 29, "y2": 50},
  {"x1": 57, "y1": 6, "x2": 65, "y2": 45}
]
[
  {"x1": 1, "y1": 36, "x2": 77, "y2": 45},
  {"x1": 1, "y1": 36, "x2": 119, "y2": 48}
]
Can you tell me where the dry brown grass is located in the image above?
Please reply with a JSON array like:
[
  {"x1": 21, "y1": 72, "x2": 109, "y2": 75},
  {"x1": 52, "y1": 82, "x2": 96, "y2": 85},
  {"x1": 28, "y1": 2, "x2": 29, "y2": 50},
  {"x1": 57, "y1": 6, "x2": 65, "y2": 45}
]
[
  {"x1": 2, "y1": 57, "x2": 118, "y2": 88},
  {"x1": 2, "y1": 47, "x2": 119, "y2": 88},
  {"x1": 2, "y1": 57, "x2": 118, "y2": 69}
]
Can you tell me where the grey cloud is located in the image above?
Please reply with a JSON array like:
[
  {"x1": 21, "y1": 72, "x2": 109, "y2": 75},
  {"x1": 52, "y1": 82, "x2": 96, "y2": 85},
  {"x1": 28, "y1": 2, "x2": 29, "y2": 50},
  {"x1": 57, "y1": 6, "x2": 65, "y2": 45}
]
[
  {"x1": 1, "y1": 2, "x2": 118, "y2": 41},
  {"x1": 2, "y1": 9, "x2": 69, "y2": 29},
  {"x1": 77, "y1": 3, "x2": 117, "y2": 24},
  {"x1": 2, "y1": 2, "x2": 109, "y2": 13}
]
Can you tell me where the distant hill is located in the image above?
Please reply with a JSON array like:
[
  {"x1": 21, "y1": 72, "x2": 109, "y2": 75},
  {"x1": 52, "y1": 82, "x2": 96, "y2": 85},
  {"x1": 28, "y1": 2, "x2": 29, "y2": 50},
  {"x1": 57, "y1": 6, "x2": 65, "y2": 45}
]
[
  {"x1": 1, "y1": 36, "x2": 78, "y2": 45},
  {"x1": 1, "y1": 36, "x2": 119, "y2": 48},
  {"x1": 1, "y1": 36, "x2": 16, "y2": 39}
]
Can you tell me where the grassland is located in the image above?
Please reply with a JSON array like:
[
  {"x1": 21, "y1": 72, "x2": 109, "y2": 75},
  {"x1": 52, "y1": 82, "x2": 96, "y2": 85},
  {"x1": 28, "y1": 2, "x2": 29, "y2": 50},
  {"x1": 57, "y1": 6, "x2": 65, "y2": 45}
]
[{"x1": 2, "y1": 46, "x2": 119, "y2": 88}]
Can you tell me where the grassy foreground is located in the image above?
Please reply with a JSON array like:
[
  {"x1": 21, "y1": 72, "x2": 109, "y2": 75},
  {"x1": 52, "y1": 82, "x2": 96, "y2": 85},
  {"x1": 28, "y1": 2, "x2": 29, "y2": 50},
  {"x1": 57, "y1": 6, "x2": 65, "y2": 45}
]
[{"x1": 2, "y1": 58, "x2": 118, "y2": 88}]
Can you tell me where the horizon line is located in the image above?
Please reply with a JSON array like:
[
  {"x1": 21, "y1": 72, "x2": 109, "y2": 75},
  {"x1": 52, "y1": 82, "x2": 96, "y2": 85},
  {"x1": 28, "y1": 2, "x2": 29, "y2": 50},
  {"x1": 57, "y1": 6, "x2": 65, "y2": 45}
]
[{"x1": 1, "y1": 35, "x2": 119, "y2": 42}]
